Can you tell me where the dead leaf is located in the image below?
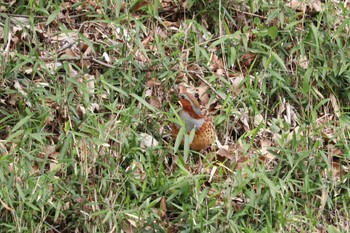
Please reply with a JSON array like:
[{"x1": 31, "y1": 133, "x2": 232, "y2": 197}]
[
  {"x1": 195, "y1": 84, "x2": 209, "y2": 106},
  {"x1": 125, "y1": 161, "x2": 146, "y2": 181},
  {"x1": 149, "y1": 96, "x2": 162, "y2": 109},
  {"x1": 67, "y1": 63, "x2": 79, "y2": 78},
  {"x1": 122, "y1": 219, "x2": 136, "y2": 233},
  {"x1": 8, "y1": 94, "x2": 19, "y2": 106},
  {"x1": 0, "y1": 142, "x2": 7, "y2": 156},
  {"x1": 311, "y1": 0, "x2": 322, "y2": 12},
  {"x1": 240, "y1": 52, "x2": 257, "y2": 70},
  {"x1": 216, "y1": 145, "x2": 233, "y2": 161},
  {"x1": 102, "y1": 52, "x2": 111, "y2": 63},
  {"x1": 208, "y1": 165, "x2": 218, "y2": 183},
  {"x1": 83, "y1": 74, "x2": 95, "y2": 95},
  {"x1": 298, "y1": 55, "x2": 309, "y2": 69},
  {"x1": 330, "y1": 161, "x2": 348, "y2": 183},
  {"x1": 286, "y1": 0, "x2": 321, "y2": 13},
  {"x1": 13, "y1": 80, "x2": 27, "y2": 97},
  {"x1": 286, "y1": 0, "x2": 306, "y2": 12},
  {"x1": 216, "y1": 142, "x2": 250, "y2": 170},
  {"x1": 89, "y1": 103, "x2": 100, "y2": 112},
  {"x1": 216, "y1": 68, "x2": 225, "y2": 76},
  {"x1": 145, "y1": 89, "x2": 152, "y2": 97},
  {"x1": 322, "y1": 127, "x2": 335, "y2": 140},
  {"x1": 139, "y1": 133, "x2": 159, "y2": 148},
  {"x1": 135, "y1": 50, "x2": 148, "y2": 62},
  {"x1": 258, "y1": 130, "x2": 275, "y2": 162},
  {"x1": 77, "y1": 104, "x2": 86, "y2": 117},
  {"x1": 160, "y1": 197, "x2": 167, "y2": 218},
  {"x1": 229, "y1": 73, "x2": 244, "y2": 95},
  {"x1": 0, "y1": 198, "x2": 14, "y2": 212},
  {"x1": 146, "y1": 79, "x2": 161, "y2": 87},
  {"x1": 142, "y1": 35, "x2": 153, "y2": 46},
  {"x1": 239, "y1": 110, "x2": 250, "y2": 131},
  {"x1": 319, "y1": 187, "x2": 328, "y2": 214},
  {"x1": 330, "y1": 94, "x2": 340, "y2": 118},
  {"x1": 254, "y1": 114, "x2": 265, "y2": 127},
  {"x1": 45, "y1": 145, "x2": 56, "y2": 156},
  {"x1": 287, "y1": 126, "x2": 302, "y2": 142},
  {"x1": 179, "y1": 83, "x2": 188, "y2": 94},
  {"x1": 210, "y1": 54, "x2": 225, "y2": 71},
  {"x1": 130, "y1": 0, "x2": 151, "y2": 12},
  {"x1": 164, "y1": 21, "x2": 179, "y2": 27}
]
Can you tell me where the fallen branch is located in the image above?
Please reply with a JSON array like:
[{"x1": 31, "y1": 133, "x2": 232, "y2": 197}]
[
  {"x1": 40, "y1": 56, "x2": 116, "y2": 68},
  {"x1": 187, "y1": 70, "x2": 226, "y2": 101}
]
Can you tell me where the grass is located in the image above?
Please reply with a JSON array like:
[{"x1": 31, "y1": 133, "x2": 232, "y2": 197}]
[{"x1": 0, "y1": 0, "x2": 350, "y2": 232}]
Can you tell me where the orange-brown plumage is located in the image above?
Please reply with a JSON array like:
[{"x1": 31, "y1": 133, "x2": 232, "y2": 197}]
[{"x1": 179, "y1": 98, "x2": 203, "y2": 119}]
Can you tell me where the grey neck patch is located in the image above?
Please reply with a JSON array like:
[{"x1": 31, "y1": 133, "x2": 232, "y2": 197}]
[
  {"x1": 179, "y1": 111, "x2": 205, "y2": 131},
  {"x1": 192, "y1": 105, "x2": 202, "y2": 116}
]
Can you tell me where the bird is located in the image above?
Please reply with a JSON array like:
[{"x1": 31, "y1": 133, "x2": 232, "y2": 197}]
[{"x1": 172, "y1": 85, "x2": 215, "y2": 151}]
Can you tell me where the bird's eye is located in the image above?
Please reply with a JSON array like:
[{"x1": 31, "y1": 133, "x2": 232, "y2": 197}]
[{"x1": 194, "y1": 93, "x2": 201, "y2": 103}]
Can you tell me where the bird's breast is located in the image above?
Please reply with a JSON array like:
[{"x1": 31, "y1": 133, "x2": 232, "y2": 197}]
[{"x1": 179, "y1": 111, "x2": 205, "y2": 131}]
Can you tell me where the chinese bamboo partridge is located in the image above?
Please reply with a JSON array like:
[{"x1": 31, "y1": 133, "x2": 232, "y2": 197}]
[{"x1": 172, "y1": 87, "x2": 215, "y2": 151}]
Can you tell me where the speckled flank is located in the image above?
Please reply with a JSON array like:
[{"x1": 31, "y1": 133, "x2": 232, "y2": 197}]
[
  {"x1": 190, "y1": 117, "x2": 215, "y2": 150},
  {"x1": 172, "y1": 116, "x2": 215, "y2": 151}
]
